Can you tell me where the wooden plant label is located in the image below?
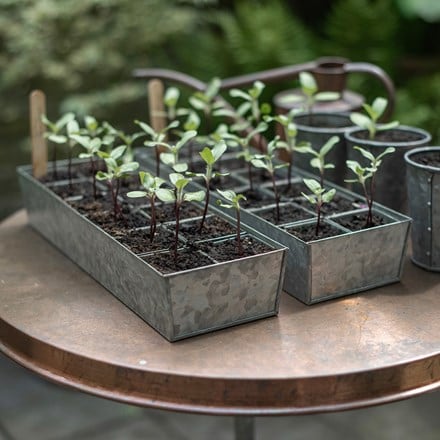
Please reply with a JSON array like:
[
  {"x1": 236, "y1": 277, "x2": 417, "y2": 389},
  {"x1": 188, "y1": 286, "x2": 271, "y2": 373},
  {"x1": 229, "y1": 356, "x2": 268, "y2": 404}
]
[
  {"x1": 29, "y1": 90, "x2": 48, "y2": 178},
  {"x1": 147, "y1": 79, "x2": 166, "y2": 138}
]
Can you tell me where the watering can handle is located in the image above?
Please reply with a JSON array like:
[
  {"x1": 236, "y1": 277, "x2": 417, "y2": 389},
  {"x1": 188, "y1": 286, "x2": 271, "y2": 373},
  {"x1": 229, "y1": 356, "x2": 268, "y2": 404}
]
[{"x1": 344, "y1": 62, "x2": 395, "y2": 121}]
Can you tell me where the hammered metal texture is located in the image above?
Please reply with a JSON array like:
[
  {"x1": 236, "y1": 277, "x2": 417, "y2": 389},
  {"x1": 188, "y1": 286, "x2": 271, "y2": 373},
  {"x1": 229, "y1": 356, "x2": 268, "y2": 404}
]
[
  {"x1": 345, "y1": 125, "x2": 431, "y2": 212},
  {"x1": 406, "y1": 148, "x2": 440, "y2": 271},
  {"x1": 293, "y1": 112, "x2": 353, "y2": 186},
  {"x1": 17, "y1": 165, "x2": 286, "y2": 341}
]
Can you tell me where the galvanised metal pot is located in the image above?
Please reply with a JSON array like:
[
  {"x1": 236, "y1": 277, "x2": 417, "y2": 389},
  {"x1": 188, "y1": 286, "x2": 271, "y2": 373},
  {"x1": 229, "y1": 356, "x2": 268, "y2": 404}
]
[
  {"x1": 345, "y1": 125, "x2": 432, "y2": 213},
  {"x1": 292, "y1": 112, "x2": 354, "y2": 186},
  {"x1": 137, "y1": 150, "x2": 411, "y2": 305},
  {"x1": 405, "y1": 146, "x2": 440, "y2": 272},
  {"x1": 17, "y1": 162, "x2": 287, "y2": 341}
]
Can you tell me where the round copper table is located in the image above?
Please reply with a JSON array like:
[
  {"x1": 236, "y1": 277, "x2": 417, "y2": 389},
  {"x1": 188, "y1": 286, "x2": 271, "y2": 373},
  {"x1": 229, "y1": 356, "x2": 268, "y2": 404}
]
[{"x1": 1, "y1": 211, "x2": 439, "y2": 438}]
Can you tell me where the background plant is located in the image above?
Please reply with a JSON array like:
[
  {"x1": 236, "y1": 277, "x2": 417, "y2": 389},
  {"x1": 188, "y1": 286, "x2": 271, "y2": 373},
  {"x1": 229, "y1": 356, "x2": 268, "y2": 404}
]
[
  {"x1": 301, "y1": 178, "x2": 336, "y2": 237},
  {"x1": 155, "y1": 173, "x2": 205, "y2": 264},
  {"x1": 216, "y1": 189, "x2": 246, "y2": 256},
  {"x1": 345, "y1": 146, "x2": 396, "y2": 227},
  {"x1": 127, "y1": 171, "x2": 165, "y2": 242},
  {"x1": 96, "y1": 146, "x2": 139, "y2": 218},
  {"x1": 251, "y1": 137, "x2": 287, "y2": 223}
]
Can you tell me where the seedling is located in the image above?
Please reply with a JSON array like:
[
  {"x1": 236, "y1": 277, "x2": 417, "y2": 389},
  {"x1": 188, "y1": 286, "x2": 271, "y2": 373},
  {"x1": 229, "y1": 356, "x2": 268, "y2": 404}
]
[
  {"x1": 251, "y1": 137, "x2": 287, "y2": 223},
  {"x1": 264, "y1": 108, "x2": 309, "y2": 189},
  {"x1": 350, "y1": 97, "x2": 399, "y2": 140},
  {"x1": 157, "y1": 130, "x2": 198, "y2": 173},
  {"x1": 127, "y1": 171, "x2": 165, "y2": 242},
  {"x1": 70, "y1": 134, "x2": 102, "y2": 199},
  {"x1": 229, "y1": 80, "x2": 271, "y2": 125},
  {"x1": 155, "y1": 173, "x2": 205, "y2": 264},
  {"x1": 83, "y1": 116, "x2": 115, "y2": 149},
  {"x1": 164, "y1": 87, "x2": 180, "y2": 122},
  {"x1": 66, "y1": 119, "x2": 80, "y2": 187},
  {"x1": 42, "y1": 112, "x2": 75, "y2": 179},
  {"x1": 96, "y1": 146, "x2": 139, "y2": 218},
  {"x1": 103, "y1": 122, "x2": 143, "y2": 163},
  {"x1": 345, "y1": 146, "x2": 395, "y2": 227},
  {"x1": 135, "y1": 119, "x2": 179, "y2": 176},
  {"x1": 187, "y1": 141, "x2": 228, "y2": 232},
  {"x1": 189, "y1": 77, "x2": 222, "y2": 134},
  {"x1": 295, "y1": 136, "x2": 339, "y2": 187},
  {"x1": 216, "y1": 190, "x2": 246, "y2": 256},
  {"x1": 222, "y1": 122, "x2": 268, "y2": 191},
  {"x1": 301, "y1": 179, "x2": 336, "y2": 237}
]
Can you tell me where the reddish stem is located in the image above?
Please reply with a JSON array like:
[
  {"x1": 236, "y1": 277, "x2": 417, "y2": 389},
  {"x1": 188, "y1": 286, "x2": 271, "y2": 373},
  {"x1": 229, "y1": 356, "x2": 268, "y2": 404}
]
[
  {"x1": 155, "y1": 146, "x2": 160, "y2": 177},
  {"x1": 315, "y1": 202, "x2": 322, "y2": 237}
]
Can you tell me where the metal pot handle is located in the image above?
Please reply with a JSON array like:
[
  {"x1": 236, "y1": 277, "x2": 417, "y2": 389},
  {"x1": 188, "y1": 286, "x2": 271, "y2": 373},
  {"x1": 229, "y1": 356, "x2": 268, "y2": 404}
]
[{"x1": 344, "y1": 62, "x2": 395, "y2": 121}]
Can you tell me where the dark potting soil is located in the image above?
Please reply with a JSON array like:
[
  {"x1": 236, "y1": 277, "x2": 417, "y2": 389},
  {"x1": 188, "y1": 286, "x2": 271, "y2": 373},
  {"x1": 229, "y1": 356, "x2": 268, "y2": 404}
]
[
  {"x1": 155, "y1": 203, "x2": 204, "y2": 222},
  {"x1": 50, "y1": 181, "x2": 92, "y2": 199},
  {"x1": 179, "y1": 216, "x2": 236, "y2": 241},
  {"x1": 70, "y1": 196, "x2": 147, "y2": 233},
  {"x1": 117, "y1": 227, "x2": 175, "y2": 254},
  {"x1": 255, "y1": 203, "x2": 312, "y2": 224},
  {"x1": 294, "y1": 195, "x2": 361, "y2": 215},
  {"x1": 277, "y1": 182, "x2": 308, "y2": 200},
  {"x1": 333, "y1": 212, "x2": 386, "y2": 231},
  {"x1": 286, "y1": 223, "x2": 343, "y2": 242},
  {"x1": 353, "y1": 129, "x2": 423, "y2": 143},
  {"x1": 240, "y1": 189, "x2": 273, "y2": 208},
  {"x1": 142, "y1": 248, "x2": 215, "y2": 274},
  {"x1": 198, "y1": 236, "x2": 272, "y2": 262},
  {"x1": 413, "y1": 152, "x2": 440, "y2": 168}
]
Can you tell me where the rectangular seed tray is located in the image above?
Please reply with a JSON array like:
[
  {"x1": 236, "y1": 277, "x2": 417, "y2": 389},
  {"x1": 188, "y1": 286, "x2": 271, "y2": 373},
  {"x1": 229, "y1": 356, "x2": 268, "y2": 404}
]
[
  {"x1": 17, "y1": 162, "x2": 287, "y2": 341},
  {"x1": 137, "y1": 150, "x2": 411, "y2": 305}
]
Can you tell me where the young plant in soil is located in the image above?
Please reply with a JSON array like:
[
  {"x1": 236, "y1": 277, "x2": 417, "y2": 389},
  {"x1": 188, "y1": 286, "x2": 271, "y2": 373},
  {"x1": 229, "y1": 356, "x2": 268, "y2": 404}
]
[
  {"x1": 350, "y1": 97, "x2": 399, "y2": 140},
  {"x1": 301, "y1": 178, "x2": 336, "y2": 238},
  {"x1": 103, "y1": 123, "x2": 143, "y2": 163},
  {"x1": 187, "y1": 140, "x2": 228, "y2": 232},
  {"x1": 295, "y1": 135, "x2": 339, "y2": 187},
  {"x1": 70, "y1": 134, "x2": 102, "y2": 199},
  {"x1": 126, "y1": 171, "x2": 165, "y2": 242},
  {"x1": 82, "y1": 116, "x2": 115, "y2": 150},
  {"x1": 164, "y1": 86, "x2": 180, "y2": 123},
  {"x1": 42, "y1": 112, "x2": 75, "y2": 179},
  {"x1": 155, "y1": 173, "x2": 205, "y2": 264},
  {"x1": 66, "y1": 119, "x2": 80, "y2": 187},
  {"x1": 157, "y1": 130, "x2": 198, "y2": 173},
  {"x1": 345, "y1": 146, "x2": 395, "y2": 228},
  {"x1": 264, "y1": 108, "x2": 309, "y2": 189},
  {"x1": 251, "y1": 137, "x2": 287, "y2": 223},
  {"x1": 189, "y1": 77, "x2": 222, "y2": 134},
  {"x1": 96, "y1": 146, "x2": 140, "y2": 219},
  {"x1": 216, "y1": 190, "x2": 247, "y2": 256},
  {"x1": 135, "y1": 119, "x2": 179, "y2": 176},
  {"x1": 222, "y1": 122, "x2": 268, "y2": 191}
]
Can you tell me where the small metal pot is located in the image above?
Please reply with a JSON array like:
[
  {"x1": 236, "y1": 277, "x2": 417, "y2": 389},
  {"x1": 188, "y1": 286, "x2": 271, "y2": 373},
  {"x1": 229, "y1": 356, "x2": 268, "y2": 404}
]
[
  {"x1": 293, "y1": 112, "x2": 354, "y2": 186},
  {"x1": 345, "y1": 125, "x2": 431, "y2": 213},
  {"x1": 405, "y1": 146, "x2": 440, "y2": 271}
]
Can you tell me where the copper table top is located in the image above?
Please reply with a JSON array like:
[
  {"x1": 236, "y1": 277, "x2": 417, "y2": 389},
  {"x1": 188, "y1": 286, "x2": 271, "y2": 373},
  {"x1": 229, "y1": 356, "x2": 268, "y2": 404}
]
[{"x1": 0, "y1": 211, "x2": 439, "y2": 415}]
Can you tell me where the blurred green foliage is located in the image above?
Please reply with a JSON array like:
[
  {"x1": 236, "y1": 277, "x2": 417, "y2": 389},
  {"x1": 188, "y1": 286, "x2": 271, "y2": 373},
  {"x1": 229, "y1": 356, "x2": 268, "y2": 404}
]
[{"x1": 1, "y1": 0, "x2": 440, "y2": 219}]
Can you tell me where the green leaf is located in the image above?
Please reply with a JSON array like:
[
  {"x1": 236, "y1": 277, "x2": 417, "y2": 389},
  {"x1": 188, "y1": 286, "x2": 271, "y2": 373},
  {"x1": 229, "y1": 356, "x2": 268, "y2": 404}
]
[
  {"x1": 176, "y1": 130, "x2": 197, "y2": 149},
  {"x1": 301, "y1": 192, "x2": 317, "y2": 205},
  {"x1": 160, "y1": 152, "x2": 175, "y2": 166},
  {"x1": 350, "y1": 113, "x2": 371, "y2": 129},
  {"x1": 78, "y1": 153, "x2": 91, "y2": 159},
  {"x1": 135, "y1": 120, "x2": 156, "y2": 138},
  {"x1": 299, "y1": 72, "x2": 317, "y2": 95},
  {"x1": 184, "y1": 190, "x2": 205, "y2": 202},
  {"x1": 212, "y1": 141, "x2": 227, "y2": 162},
  {"x1": 95, "y1": 171, "x2": 108, "y2": 181},
  {"x1": 277, "y1": 93, "x2": 304, "y2": 104},
  {"x1": 120, "y1": 162, "x2": 139, "y2": 173},
  {"x1": 377, "y1": 121, "x2": 400, "y2": 131},
  {"x1": 55, "y1": 112, "x2": 75, "y2": 130},
  {"x1": 127, "y1": 191, "x2": 147, "y2": 198},
  {"x1": 229, "y1": 89, "x2": 251, "y2": 101},
  {"x1": 372, "y1": 97, "x2": 388, "y2": 119},
  {"x1": 303, "y1": 178, "x2": 321, "y2": 193},
  {"x1": 164, "y1": 87, "x2": 180, "y2": 107},
  {"x1": 322, "y1": 188, "x2": 336, "y2": 203},
  {"x1": 173, "y1": 163, "x2": 188, "y2": 173},
  {"x1": 156, "y1": 188, "x2": 175, "y2": 202},
  {"x1": 183, "y1": 111, "x2": 201, "y2": 131},
  {"x1": 85, "y1": 115, "x2": 98, "y2": 132},
  {"x1": 295, "y1": 145, "x2": 315, "y2": 155},
  {"x1": 320, "y1": 136, "x2": 339, "y2": 156},
  {"x1": 217, "y1": 189, "x2": 236, "y2": 202},
  {"x1": 324, "y1": 163, "x2": 335, "y2": 169},
  {"x1": 205, "y1": 77, "x2": 221, "y2": 99},
  {"x1": 353, "y1": 146, "x2": 375, "y2": 162},
  {"x1": 346, "y1": 160, "x2": 363, "y2": 175},
  {"x1": 189, "y1": 96, "x2": 206, "y2": 110},
  {"x1": 200, "y1": 147, "x2": 215, "y2": 165},
  {"x1": 48, "y1": 134, "x2": 67, "y2": 144},
  {"x1": 90, "y1": 137, "x2": 101, "y2": 153},
  {"x1": 376, "y1": 146, "x2": 396, "y2": 161},
  {"x1": 111, "y1": 145, "x2": 127, "y2": 160},
  {"x1": 310, "y1": 157, "x2": 321, "y2": 170},
  {"x1": 164, "y1": 120, "x2": 180, "y2": 132},
  {"x1": 251, "y1": 158, "x2": 267, "y2": 169},
  {"x1": 66, "y1": 120, "x2": 80, "y2": 136},
  {"x1": 315, "y1": 91, "x2": 340, "y2": 101}
]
